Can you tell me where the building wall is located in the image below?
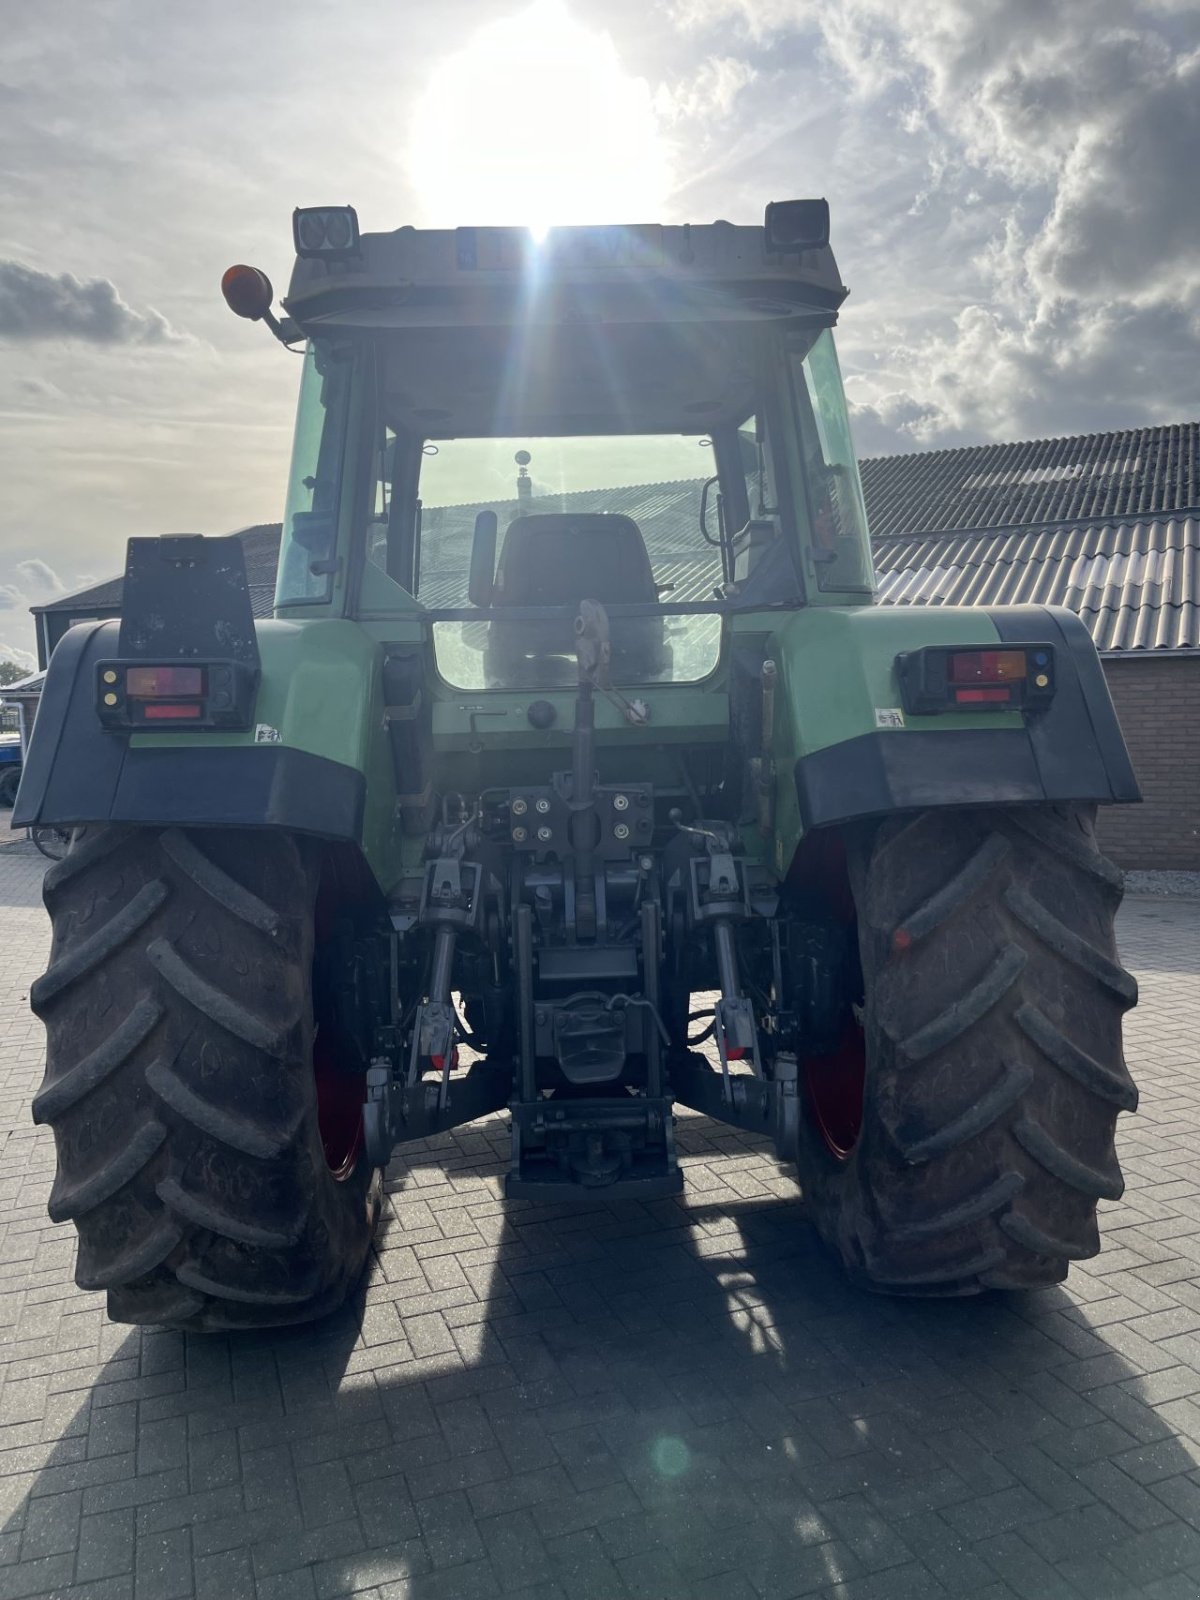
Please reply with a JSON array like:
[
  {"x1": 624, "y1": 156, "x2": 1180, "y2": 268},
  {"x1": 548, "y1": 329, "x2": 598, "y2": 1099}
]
[{"x1": 1098, "y1": 656, "x2": 1200, "y2": 872}]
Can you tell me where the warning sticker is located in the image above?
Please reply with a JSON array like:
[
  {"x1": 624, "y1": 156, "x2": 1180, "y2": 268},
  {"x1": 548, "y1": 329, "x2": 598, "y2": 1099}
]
[
  {"x1": 874, "y1": 708, "x2": 905, "y2": 730},
  {"x1": 254, "y1": 723, "x2": 282, "y2": 744}
]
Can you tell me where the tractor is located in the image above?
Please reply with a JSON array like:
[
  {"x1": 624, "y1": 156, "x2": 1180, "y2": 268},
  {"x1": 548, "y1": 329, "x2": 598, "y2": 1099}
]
[{"x1": 18, "y1": 201, "x2": 1140, "y2": 1330}]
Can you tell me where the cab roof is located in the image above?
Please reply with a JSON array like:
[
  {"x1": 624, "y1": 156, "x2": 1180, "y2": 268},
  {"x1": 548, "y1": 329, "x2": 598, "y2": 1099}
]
[{"x1": 283, "y1": 212, "x2": 848, "y2": 335}]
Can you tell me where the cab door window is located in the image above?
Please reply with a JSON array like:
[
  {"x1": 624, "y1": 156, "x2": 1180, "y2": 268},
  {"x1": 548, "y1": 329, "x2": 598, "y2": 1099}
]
[{"x1": 788, "y1": 329, "x2": 874, "y2": 595}]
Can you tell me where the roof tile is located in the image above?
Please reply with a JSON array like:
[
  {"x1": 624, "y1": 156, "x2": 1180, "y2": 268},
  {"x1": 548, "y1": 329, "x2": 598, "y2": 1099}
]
[
  {"x1": 862, "y1": 421, "x2": 1199, "y2": 537},
  {"x1": 873, "y1": 514, "x2": 1200, "y2": 652}
]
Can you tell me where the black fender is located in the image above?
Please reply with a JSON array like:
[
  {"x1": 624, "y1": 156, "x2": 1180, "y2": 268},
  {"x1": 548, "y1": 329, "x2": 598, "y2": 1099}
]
[
  {"x1": 14, "y1": 621, "x2": 364, "y2": 839},
  {"x1": 794, "y1": 606, "x2": 1140, "y2": 828}
]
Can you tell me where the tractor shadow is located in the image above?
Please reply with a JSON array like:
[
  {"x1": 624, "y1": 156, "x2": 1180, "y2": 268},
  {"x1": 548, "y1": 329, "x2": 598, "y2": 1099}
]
[{"x1": 4, "y1": 1115, "x2": 1200, "y2": 1598}]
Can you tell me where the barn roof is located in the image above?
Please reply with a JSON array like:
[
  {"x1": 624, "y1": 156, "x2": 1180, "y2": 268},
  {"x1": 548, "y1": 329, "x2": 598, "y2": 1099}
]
[
  {"x1": 863, "y1": 423, "x2": 1200, "y2": 654},
  {"x1": 860, "y1": 422, "x2": 1199, "y2": 539}
]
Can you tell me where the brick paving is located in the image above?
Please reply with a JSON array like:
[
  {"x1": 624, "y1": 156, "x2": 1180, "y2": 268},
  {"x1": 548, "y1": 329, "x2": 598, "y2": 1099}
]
[{"x1": 2, "y1": 838, "x2": 1200, "y2": 1599}]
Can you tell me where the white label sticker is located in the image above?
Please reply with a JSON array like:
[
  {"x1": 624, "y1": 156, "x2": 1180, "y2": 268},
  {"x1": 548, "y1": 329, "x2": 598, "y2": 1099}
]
[
  {"x1": 875, "y1": 708, "x2": 905, "y2": 729},
  {"x1": 254, "y1": 723, "x2": 282, "y2": 744}
]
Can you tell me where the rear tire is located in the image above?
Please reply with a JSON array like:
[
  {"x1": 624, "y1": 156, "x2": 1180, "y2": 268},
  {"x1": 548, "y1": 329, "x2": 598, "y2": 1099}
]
[
  {"x1": 30, "y1": 825, "x2": 382, "y2": 1331},
  {"x1": 796, "y1": 805, "x2": 1138, "y2": 1294}
]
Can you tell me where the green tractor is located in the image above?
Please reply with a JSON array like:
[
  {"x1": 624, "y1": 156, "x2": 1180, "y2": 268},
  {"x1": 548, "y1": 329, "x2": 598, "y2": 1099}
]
[{"x1": 19, "y1": 202, "x2": 1140, "y2": 1331}]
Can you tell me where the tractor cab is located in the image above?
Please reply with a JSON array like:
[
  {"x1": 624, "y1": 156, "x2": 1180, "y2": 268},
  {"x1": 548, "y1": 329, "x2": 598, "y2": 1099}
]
[{"x1": 270, "y1": 203, "x2": 875, "y2": 682}]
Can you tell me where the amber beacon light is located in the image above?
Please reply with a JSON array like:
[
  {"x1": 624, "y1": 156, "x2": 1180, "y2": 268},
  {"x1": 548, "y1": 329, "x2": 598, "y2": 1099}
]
[{"x1": 220, "y1": 264, "x2": 275, "y2": 321}]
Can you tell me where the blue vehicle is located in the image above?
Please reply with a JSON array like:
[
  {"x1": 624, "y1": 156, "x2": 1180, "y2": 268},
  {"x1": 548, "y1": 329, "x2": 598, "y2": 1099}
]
[{"x1": 0, "y1": 731, "x2": 21, "y2": 807}]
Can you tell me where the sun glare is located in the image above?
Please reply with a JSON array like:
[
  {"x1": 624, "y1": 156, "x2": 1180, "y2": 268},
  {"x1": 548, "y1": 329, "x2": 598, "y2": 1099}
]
[{"x1": 406, "y1": 0, "x2": 670, "y2": 236}]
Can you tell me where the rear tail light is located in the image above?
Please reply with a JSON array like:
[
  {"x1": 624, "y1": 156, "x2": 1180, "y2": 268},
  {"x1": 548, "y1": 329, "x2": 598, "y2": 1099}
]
[
  {"x1": 953, "y1": 687, "x2": 1013, "y2": 704},
  {"x1": 125, "y1": 665, "x2": 206, "y2": 697},
  {"x1": 947, "y1": 650, "x2": 1028, "y2": 685},
  {"x1": 896, "y1": 644, "x2": 1055, "y2": 716},
  {"x1": 141, "y1": 702, "x2": 204, "y2": 720},
  {"x1": 96, "y1": 659, "x2": 258, "y2": 731}
]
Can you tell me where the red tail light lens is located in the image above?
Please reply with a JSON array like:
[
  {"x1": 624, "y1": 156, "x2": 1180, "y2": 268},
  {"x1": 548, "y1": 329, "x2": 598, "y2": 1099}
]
[
  {"x1": 947, "y1": 650, "x2": 1028, "y2": 684},
  {"x1": 954, "y1": 687, "x2": 1013, "y2": 704},
  {"x1": 126, "y1": 665, "x2": 205, "y2": 697},
  {"x1": 142, "y1": 703, "x2": 204, "y2": 720}
]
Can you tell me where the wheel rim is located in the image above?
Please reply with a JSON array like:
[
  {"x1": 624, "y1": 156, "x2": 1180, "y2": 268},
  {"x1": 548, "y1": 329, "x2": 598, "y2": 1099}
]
[
  {"x1": 312, "y1": 1025, "x2": 365, "y2": 1181},
  {"x1": 803, "y1": 1018, "x2": 866, "y2": 1160}
]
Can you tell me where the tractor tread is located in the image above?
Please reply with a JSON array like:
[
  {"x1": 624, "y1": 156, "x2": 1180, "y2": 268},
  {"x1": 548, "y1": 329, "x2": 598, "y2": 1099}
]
[
  {"x1": 870, "y1": 813, "x2": 938, "y2": 884},
  {"x1": 890, "y1": 1170, "x2": 1025, "y2": 1241},
  {"x1": 160, "y1": 829, "x2": 284, "y2": 935},
  {"x1": 898, "y1": 832, "x2": 1010, "y2": 944},
  {"x1": 897, "y1": 1064, "x2": 1034, "y2": 1163},
  {"x1": 107, "y1": 1283, "x2": 207, "y2": 1327},
  {"x1": 873, "y1": 1246, "x2": 1008, "y2": 1288},
  {"x1": 31, "y1": 998, "x2": 162, "y2": 1124},
  {"x1": 175, "y1": 1262, "x2": 319, "y2": 1307},
  {"x1": 156, "y1": 1176, "x2": 302, "y2": 1248},
  {"x1": 1014, "y1": 1116, "x2": 1125, "y2": 1201},
  {"x1": 41, "y1": 824, "x2": 133, "y2": 896},
  {"x1": 146, "y1": 938, "x2": 290, "y2": 1053},
  {"x1": 1003, "y1": 885, "x2": 1138, "y2": 1007},
  {"x1": 31, "y1": 825, "x2": 378, "y2": 1332},
  {"x1": 47, "y1": 1119, "x2": 167, "y2": 1222},
  {"x1": 980, "y1": 1261, "x2": 1069, "y2": 1291},
  {"x1": 1015, "y1": 1002, "x2": 1138, "y2": 1110},
  {"x1": 76, "y1": 1217, "x2": 183, "y2": 1291},
  {"x1": 1003, "y1": 809, "x2": 1125, "y2": 893},
  {"x1": 796, "y1": 804, "x2": 1136, "y2": 1298},
  {"x1": 1001, "y1": 1209, "x2": 1100, "y2": 1262},
  {"x1": 146, "y1": 1059, "x2": 298, "y2": 1158},
  {"x1": 33, "y1": 880, "x2": 168, "y2": 1007},
  {"x1": 896, "y1": 944, "x2": 1026, "y2": 1062}
]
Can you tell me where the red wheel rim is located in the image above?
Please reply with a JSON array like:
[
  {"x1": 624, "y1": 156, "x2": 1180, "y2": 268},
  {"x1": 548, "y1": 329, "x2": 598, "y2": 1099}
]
[
  {"x1": 804, "y1": 1018, "x2": 866, "y2": 1160},
  {"x1": 313, "y1": 1025, "x2": 365, "y2": 1181}
]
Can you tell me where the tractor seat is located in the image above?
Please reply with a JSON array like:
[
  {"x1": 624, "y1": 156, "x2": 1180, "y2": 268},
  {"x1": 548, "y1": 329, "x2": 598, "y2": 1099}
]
[{"x1": 485, "y1": 513, "x2": 667, "y2": 686}]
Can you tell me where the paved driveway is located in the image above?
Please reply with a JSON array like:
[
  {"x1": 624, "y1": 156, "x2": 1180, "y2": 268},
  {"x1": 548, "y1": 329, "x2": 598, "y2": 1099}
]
[{"x1": 1, "y1": 842, "x2": 1199, "y2": 1600}]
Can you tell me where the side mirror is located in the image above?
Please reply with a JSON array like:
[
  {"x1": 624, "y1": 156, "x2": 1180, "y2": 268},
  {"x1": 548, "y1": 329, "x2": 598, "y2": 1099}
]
[
  {"x1": 468, "y1": 510, "x2": 498, "y2": 607},
  {"x1": 736, "y1": 430, "x2": 760, "y2": 477}
]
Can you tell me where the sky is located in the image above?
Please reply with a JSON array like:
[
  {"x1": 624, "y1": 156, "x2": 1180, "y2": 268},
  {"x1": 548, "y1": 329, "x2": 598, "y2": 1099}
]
[{"x1": 0, "y1": 0, "x2": 1196, "y2": 668}]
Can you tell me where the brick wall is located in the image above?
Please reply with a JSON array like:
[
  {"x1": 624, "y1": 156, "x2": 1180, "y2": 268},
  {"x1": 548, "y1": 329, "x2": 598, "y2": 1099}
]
[{"x1": 1098, "y1": 655, "x2": 1200, "y2": 871}]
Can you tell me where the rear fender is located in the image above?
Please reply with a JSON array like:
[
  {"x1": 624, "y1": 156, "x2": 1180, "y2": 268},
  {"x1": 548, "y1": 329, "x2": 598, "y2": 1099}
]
[
  {"x1": 767, "y1": 604, "x2": 1137, "y2": 870},
  {"x1": 14, "y1": 619, "x2": 390, "y2": 852}
]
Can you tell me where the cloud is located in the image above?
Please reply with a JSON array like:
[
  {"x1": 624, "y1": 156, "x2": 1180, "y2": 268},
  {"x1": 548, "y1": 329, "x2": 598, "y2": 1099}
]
[
  {"x1": 0, "y1": 261, "x2": 181, "y2": 345},
  {"x1": 15, "y1": 376, "x2": 67, "y2": 402},
  {"x1": 0, "y1": 641, "x2": 36, "y2": 673},
  {"x1": 0, "y1": 550, "x2": 93, "y2": 674},
  {"x1": 673, "y1": 0, "x2": 1200, "y2": 446},
  {"x1": 655, "y1": 56, "x2": 757, "y2": 124},
  {"x1": 848, "y1": 390, "x2": 946, "y2": 455},
  {"x1": 0, "y1": 563, "x2": 66, "y2": 667},
  {"x1": 1029, "y1": 43, "x2": 1200, "y2": 309},
  {"x1": 15, "y1": 559, "x2": 64, "y2": 595}
]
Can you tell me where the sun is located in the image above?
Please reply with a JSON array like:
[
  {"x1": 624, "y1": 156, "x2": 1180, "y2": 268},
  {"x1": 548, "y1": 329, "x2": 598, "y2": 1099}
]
[{"x1": 406, "y1": 1, "x2": 670, "y2": 236}]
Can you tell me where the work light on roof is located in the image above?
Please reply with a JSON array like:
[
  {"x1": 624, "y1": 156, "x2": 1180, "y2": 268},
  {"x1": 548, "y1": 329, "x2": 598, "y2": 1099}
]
[
  {"x1": 292, "y1": 205, "x2": 361, "y2": 260},
  {"x1": 764, "y1": 199, "x2": 830, "y2": 253}
]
